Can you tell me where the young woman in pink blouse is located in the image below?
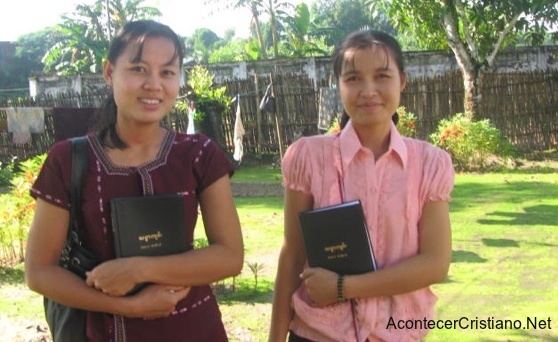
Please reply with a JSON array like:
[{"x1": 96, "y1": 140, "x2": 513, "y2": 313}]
[
  {"x1": 25, "y1": 20, "x2": 243, "y2": 341},
  {"x1": 270, "y1": 30, "x2": 454, "y2": 342}
]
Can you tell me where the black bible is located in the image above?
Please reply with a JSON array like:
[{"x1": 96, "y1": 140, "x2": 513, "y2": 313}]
[
  {"x1": 298, "y1": 200, "x2": 377, "y2": 275},
  {"x1": 110, "y1": 193, "x2": 187, "y2": 294}
]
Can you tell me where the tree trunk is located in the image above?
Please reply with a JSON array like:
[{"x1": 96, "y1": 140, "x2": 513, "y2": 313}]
[
  {"x1": 269, "y1": 0, "x2": 279, "y2": 58},
  {"x1": 440, "y1": 1, "x2": 484, "y2": 118},
  {"x1": 251, "y1": 5, "x2": 268, "y2": 59},
  {"x1": 462, "y1": 66, "x2": 483, "y2": 117}
]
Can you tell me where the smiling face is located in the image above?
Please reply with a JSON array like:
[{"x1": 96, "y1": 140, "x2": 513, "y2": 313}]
[
  {"x1": 103, "y1": 35, "x2": 181, "y2": 127},
  {"x1": 338, "y1": 46, "x2": 406, "y2": 130}
]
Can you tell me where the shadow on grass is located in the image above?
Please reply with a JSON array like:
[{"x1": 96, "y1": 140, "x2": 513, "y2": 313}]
[
  {"x1": 450, "y1": 181, "x2": 558, "y2": 213},
  {"x1": 500, "y1": 166, "x2": 558, "y2": 174},
  {"x1": 477, "y1": 205, "x2": 558, "y2": 226},
  {"x1": 521, "y1": 240, "x2": 558, "y2": 248},
  {"x1": 507, "y1": 324, "x2": 556, "y2": 341},
  {"x1": 0, "y1": 266, "x2": 25, "y2": 285},
  {"x1": 440, "y1": 276, "x2": 456, "y2": 284},
  {"x1": 451, "y1": 250, "x2": 487, "y2": 263},
  {"x1": 481, "y1": 238, "x2": 520, "y2": 248}
]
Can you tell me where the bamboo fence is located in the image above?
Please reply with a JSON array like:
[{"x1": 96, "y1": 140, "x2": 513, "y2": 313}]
[{"x1": 0, "y1": 70, "x2": 556, "y2": 163}]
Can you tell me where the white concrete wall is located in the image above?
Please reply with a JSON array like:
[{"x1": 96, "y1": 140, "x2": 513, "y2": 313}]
[{"x1": 30, "y1": 46, "x2": 557, "y2": 96}]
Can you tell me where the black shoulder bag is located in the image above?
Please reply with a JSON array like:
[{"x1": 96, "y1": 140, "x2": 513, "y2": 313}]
[
  {"x1": 44, "y1": 136, "x2": 98, "y2": 342},
  {"x1": 259, "y1": 83, "x2": 276, "y2": 113}
]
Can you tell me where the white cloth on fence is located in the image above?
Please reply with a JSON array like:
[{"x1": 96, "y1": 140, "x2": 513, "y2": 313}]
[
  {"x1": 233, "y1": 99, "x2": 245, "y2": 162},
  {"x1": 6, "y1": 107, "x2": 45, "y2": 144},
  {"x1": 187, "y1": 101, "x2": 196, "y2": 134}
]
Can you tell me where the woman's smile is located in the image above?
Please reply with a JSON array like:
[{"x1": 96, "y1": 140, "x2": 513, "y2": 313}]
[{"x1": 357, "y1": 100, "x2": 383, "y2": 112}]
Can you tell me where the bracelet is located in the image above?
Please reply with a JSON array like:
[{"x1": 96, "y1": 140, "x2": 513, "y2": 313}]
[{"x1": 337, "y1": 274, "x2": 347, "y2": 302}]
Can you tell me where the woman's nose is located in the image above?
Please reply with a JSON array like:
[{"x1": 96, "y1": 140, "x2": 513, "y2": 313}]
[
  {"x1": 143, "y1": 73, "x2": 162, "y2": 90},
  {"x1": 360, "y1": 79, "x2": 377, "y2": 97}
]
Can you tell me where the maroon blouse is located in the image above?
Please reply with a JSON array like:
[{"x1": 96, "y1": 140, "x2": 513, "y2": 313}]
[{"x1": 31, "y1": 130, "x2": 234, "y2": 341}]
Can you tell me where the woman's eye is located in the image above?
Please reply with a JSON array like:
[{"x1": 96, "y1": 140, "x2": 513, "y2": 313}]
[{"x1": 131, "y1": 66, "x2": 145, "y2": 73}]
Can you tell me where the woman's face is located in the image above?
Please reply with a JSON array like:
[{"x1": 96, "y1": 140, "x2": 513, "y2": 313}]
[
  {"x1": 103, "y1": 36, "x2": 181, "y2": 126},
  {"x1": 338, "y1": 46, "x2": 406, "y2": 129}
]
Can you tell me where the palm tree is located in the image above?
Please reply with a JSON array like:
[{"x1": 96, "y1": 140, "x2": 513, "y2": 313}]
[
  {"x1": 261, "y1": 0, "x2": 293, "y2": 58},
  {"x1": 205, "y1": 0, "x2": 268, "y2": 59},
  {"x1": 106, "y1": 0, "x2": 161, "y2": 38},
  {"x1": 245, "y1": 0, "x2": 268, "y2": 59},
  {"x1": 43, "y1": 0, "x2": 160, "y2": 75},
  {"x1": 281, "y1": 3, "x2": 329, "y2": 57},
  {"x1": 205, "y1": 0, "x2": 293, "y2": 59}
]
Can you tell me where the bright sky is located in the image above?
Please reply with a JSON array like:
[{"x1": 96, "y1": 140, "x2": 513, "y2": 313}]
[{"x1": 0, "y1": 0, "x2": 259, "y2": 41}]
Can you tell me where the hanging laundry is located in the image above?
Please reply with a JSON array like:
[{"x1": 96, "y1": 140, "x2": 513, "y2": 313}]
[
  {"x1": 52, "y1": 107, "x2": 97, "y2": 142},
  {"x1": 6, "y1": 107, "x2": 45, "y2": 144},
  {"x1": 187, "y1": 101, "x2": 196, "y2": 134},
  {"x1": 317, "y1": 88, "x2": 344, "y2": 131},
  {"x1": 233, "y1": 97, "x2": 245, "y2": 162}
]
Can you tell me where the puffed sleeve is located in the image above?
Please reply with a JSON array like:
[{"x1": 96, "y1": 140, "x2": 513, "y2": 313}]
[
  {"x1": 420, "y1": 145, "x2": 455, "y2": 203},
  {"x1": 30, "y1": 140, "x2": 72, "y2": 210},
  {"x1": 281, "y1": 137, "x2": 314, "y2": 195},
  {"x1": 193, "y1": 134, "x2": 235, "y2": 192}
]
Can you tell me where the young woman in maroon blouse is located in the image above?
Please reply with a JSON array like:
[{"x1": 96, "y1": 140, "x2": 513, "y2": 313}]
[{"x1": 25, "y1": 20, "x2": 243, "y2": 341}]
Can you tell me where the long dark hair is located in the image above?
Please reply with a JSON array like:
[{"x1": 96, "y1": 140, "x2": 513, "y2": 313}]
[
  {"x1": 92, "y1": 20, "x2": 185, "y2": 148},
  {"x1": 333, "y1": 30, "x2": 405, "y2": 129}
]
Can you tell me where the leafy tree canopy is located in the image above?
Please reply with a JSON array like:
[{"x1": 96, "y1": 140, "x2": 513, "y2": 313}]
[
  {"x1": 375, "y1": 0, "x2": 558, "y2": 115},
  {"x1": 0, "y1": 29, "x2": 58, "y2": 99},
  {"x1": 376, "y1": 0, "x2": 558, "y2": 65},
  {"x1": 185, "y1": 28, "x2": 223, "y2": 63},
  {"x1": 311, "y1": 0, "x2": 395, "y2": 47}
]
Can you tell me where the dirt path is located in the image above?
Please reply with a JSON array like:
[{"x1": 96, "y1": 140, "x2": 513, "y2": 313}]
[{"x1": 231, "y1": 182, "x2": 283, "y2": 198}]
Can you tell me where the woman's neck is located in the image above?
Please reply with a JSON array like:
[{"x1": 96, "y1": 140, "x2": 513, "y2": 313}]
[
  {"x1": 115, "y1": 121, "x2": 165, "y2": 148},
  {"x1": 106, "y1": 124, "x2": 167, "y2": 167},
  {"x1": 353, "y1": 122, "x2": 391, "y2": 160}
]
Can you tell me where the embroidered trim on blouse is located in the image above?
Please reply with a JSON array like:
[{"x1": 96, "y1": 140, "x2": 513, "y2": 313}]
[{"x1": 89, "y1": 130, "x2": 175, "y2": 176}]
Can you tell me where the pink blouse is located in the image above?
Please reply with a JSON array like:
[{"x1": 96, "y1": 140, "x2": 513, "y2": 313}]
[{"x1": 282, "y1": 120, "x2": 454, "y2": 342}]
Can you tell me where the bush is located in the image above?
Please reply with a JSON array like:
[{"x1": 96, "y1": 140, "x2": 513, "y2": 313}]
[
  {"x1": 183, "y1": 65, "x2": 231, "y2": 122},
  {"x1": 396, "y1": 106, "x2": 417, "y2": 138},
  {"x1": 0, "y1": 158, "x2": 16, "y2": 187},
  {"x1": 0, "y1": 154, "x2": 45, "y2": 266},
  {"x1": 429, "y1": 112, "x2": 516, "y2": 172},
  {"x1": 326, "y1": 116, "x2": 340, "y2": 135}
]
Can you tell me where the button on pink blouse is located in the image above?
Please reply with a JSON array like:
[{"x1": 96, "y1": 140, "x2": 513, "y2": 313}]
[{"x1": 282, "y1": 120, "x2": 454, "y2": 342}]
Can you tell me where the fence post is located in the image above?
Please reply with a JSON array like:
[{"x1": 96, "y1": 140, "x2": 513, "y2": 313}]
[
  {"x1": 270, "y1": 74, "x2": 283, "y2": 159},
  {"x1": 254, "y1": 74, "x2": 263, "y2": 155}
]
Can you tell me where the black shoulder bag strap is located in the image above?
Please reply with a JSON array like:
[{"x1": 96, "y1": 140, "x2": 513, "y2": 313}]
[
  {"x1": 69, "y1": 136, "x2": 88, "y2": 238},
  {"x1": 44, "y1": 137, "x2": 90, "y2": 342},
  {"x1": 62, "y1": 137, "x2": 97, "y2": 278}
]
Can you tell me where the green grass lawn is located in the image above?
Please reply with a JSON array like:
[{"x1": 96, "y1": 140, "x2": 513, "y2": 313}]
[
  {"x1": 221, "y1": 170, "x2": 558, "y2": 342},
  {"x1": 231, "y1": 165, "x2": 283, "y2": 183},
  {"x1": 1, "y1": 170, "x2": 557, "y2": 341},
  {"x1": 426, "y1": 172, "x2": 558, "y2": 342}
]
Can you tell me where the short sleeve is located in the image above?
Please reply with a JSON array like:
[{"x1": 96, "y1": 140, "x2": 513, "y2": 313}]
[
  {"x1": 281, "y1": 137, "x2": 314, "y2": 194},
  {"x1": 30, "y1": 140, "x2": 73, "y2": 210},
  {"x1": 420, "y1": 146, "x2": 455, "y2": 203},
  {"x1": 192, "y1": 134, "x2": 235, "y2": 192}
]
